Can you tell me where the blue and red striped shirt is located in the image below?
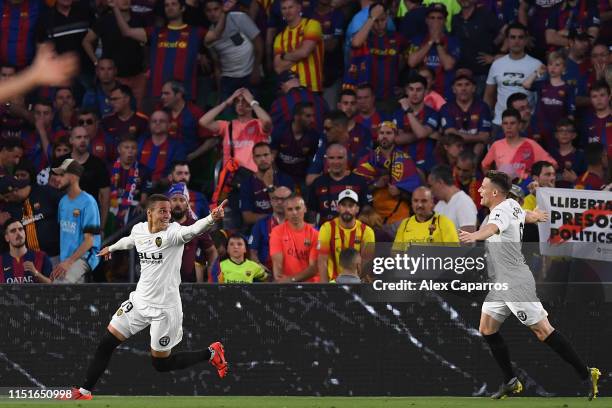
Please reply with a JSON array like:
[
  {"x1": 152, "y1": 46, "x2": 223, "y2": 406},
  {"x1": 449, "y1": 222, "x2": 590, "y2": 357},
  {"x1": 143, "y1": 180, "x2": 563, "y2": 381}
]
[
  {"x1": 0, "y1": 0, "x2": 42, "y2": 67},
  {"x1": 270, "y1": 87, "x2": 329, "y2": 133},
  {"x1": 0, "y1": 250, "x2": 51, "y2": 284},
  {"x1": 138, "y1": 136, "x2": 187, "y2": 182}
]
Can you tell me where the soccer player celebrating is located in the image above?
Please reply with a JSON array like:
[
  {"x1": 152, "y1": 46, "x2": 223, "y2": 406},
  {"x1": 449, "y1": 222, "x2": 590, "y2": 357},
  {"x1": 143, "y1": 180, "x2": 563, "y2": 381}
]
[
  {"x1": 63, "y1": 195, "x2": 229, "y2": 400},
  {"x1": 459, "y1": 171, "x2": 600, "y2": 400}
]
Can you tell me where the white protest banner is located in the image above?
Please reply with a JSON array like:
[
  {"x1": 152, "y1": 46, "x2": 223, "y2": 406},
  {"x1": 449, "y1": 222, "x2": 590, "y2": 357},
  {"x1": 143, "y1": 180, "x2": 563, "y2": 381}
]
[{"x1": 537, "y1": 187, "x2": 612, "y2": 261}]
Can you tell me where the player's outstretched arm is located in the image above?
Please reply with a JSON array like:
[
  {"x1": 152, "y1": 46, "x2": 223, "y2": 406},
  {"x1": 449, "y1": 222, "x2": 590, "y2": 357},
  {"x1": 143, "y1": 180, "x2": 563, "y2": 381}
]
[
  {"x1": 105, "y1": 235, "x2": 136, "y2": 255},
  {"x1": 525, "y1": 208, "x2": 548, "y2": 224},
  {"x1": 178, "y1": 200, "x2": 227, "y2": 243},
  {"x1": 459, "y1": 223, "x2": 499, "y2": 243}
]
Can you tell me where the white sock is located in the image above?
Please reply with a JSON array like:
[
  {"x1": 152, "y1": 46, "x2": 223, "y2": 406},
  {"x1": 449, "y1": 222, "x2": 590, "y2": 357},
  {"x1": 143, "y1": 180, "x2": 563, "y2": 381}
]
[{"x1": 79, "y1": 387, "x2": 91, "y2": 395}]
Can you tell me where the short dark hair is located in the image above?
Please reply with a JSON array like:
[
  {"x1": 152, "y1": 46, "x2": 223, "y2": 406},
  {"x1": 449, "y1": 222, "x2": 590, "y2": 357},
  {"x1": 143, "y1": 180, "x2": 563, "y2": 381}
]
[
  {"x1": 403, "y1": 74, "x2": 427, "y2": 89},
  {"x1": 0, "y1": 136, "x2": 23, "y2": 151},
  {"x1": 111, "y1": 84, "x2": 134, "y2": 98},
  {"x1": 355, "y1": 83, "x2": 374, "y2": 93},
  {"x1": 78, "y1": 108, "x2": 98, "y2": 119},
  {"x1": 531, "y1": 161, "x2": 554, "y2": 177},
  {"x1": 429, "y1": 164, "x2": 455, "y2": 186},
  {"x1": 368, "y1": 2, "x2": 386, "y2": 16},
  {"x1": 584, "y1": 142, "x2": 605, "y2": 166},
  {"x1": 486, "y1": 170, "x2": 511, "y2": 194},
  {"x1": 325, "y1": 110, "x2": 349, "y2": 128},
  {"x1": 117, "y1": 134, "x2": 138, "y2": 146},
  {"x1": 146, "y1": 194, "x2": 170, "y2": 209},
  {"x1": 505, "y1": 22, "x2": 527, "y2": 37},
  {"x1": 14, "y1": 159, "x2": 36, "y2": 185},
  {"x1": 293, "y1": 101, "x2": 314, "y2": 116},
  {"x1": 339, "y1": 248, "x2": 360, "y2": 270},
  {"x1": 170, "y1": 160, "x2": 190, "y2": 173},
  {"x1": 338, "y1": 89, "x2": 356, "y2": 99},
  {"x1": 3, "y1": 217, "x2": 22, "y2": 234},
  {"x1": 555, "y1": 118, "x2": 575, "y2": 131},
  {"x1": 501, "y1": 108, "x2": 521, "y2": 122},
  {"x1": 55, "y1": 86, "x2": 74, "y2": 97},
  {"x1": 163, "y1": 79, "x2": 186, "y2": 96},
  {"x1": 34, "y1": 98, "x2": 53, "y2": 109},
  {"x1": 590, "y1": 80, "x2": 610, "y2": 95},
  {"x1": 457, "y1": 150, "x2": 477, "y2": 166},
  {"x1": 252, "y1": 141, "x2": 271, "y2": 154},
  {"x1": 506, "y1": 92, "x2": 528, "y2": 109}
]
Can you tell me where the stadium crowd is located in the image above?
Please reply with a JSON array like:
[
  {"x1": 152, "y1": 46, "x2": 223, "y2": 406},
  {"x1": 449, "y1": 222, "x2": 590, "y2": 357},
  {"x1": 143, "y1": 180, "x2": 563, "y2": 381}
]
[{"x1": 0, "y1": 0, "x2": 610, "y2": 284}]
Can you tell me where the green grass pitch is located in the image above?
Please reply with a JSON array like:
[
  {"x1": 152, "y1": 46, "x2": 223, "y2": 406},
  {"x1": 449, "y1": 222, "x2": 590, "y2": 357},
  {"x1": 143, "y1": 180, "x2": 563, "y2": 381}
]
[{"x1": 0, "y1": 396, "x2": 609, "y2": 408}]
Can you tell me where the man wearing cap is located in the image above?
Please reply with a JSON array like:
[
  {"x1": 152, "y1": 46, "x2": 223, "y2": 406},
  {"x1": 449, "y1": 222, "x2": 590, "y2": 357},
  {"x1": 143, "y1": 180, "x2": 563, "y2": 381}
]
[
  {"x1": 407, "y1": 3, "x2": 461, "y2": 98},
  {"x1": 2, "y1": 163, "x2": 63, "y2": 264},
  {"x1": 0, "y1": 218, "x2": 52, "y2": 284},
  {"x1": 317, "y1": 189, "x2": 374, "y2": 283},
  {"x1": 440, "y1": 73, "x2": 492, "y2": 156},
  {"x1": 168, "y1": 183, "x2": 218, "y2": 283},
  {"x1": 52, "y1": 158, "x2": 102, "y2": 283},
  {"x1": 273, "y1": 0, "x2": 324, "y2": 93},
  {"x1": 270, "y1": 70, "x2": 329, "y2": 133}
]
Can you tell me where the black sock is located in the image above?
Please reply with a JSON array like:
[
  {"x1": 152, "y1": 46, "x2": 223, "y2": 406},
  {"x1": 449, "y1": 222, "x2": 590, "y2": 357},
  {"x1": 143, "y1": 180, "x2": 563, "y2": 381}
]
[
  {"x1": 82, "y1": 330, "x2": 123, "y2": 391},
  {"x1": 544, "y1": 330, "x2": 589, "y2": 380},
  {"x1": 151, "y1": 349, "x2": 212, "y2": 372},
  {"x1": 483, "y1": 332, "x2": 515, "y2": 383}
]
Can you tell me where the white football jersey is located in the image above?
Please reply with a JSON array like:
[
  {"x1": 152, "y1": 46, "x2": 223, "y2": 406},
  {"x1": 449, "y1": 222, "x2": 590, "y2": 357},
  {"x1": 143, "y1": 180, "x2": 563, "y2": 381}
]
[
  {"x1": 485, "y1": 198, "x2": 525, "y2": 243},
  {"x1": 129, "y1": 222, "x2": 189, "y2": 308}
]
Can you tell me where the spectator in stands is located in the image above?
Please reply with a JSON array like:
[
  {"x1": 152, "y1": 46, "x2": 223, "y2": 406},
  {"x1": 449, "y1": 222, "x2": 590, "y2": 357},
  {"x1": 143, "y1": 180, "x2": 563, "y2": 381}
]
[
  {"x1": 204, "y1": 0, "x2": 263, "y2": 100},
  {"x1": 139, "y1": 110, "x2": 186, "y2": 182},
  {"x1": 576, "y1": 142, "x2": 608, "y2": 190},
  {"x1": 269, "y1": 193, "x2": 319, "y2": 282},
  {"x1": 3, "y1": 163, "x2": 62, "y2": 263},
  {"x1": 82, "y1": 0, "x2": 147, "y2": 109},
  {"x1": 217, "y1": 234, "x2": 268, "y2": 283},
  {"x1": 317, "y1": 189, "x2": 375, "y2": 282},
  {"x1": 346, "y1": 3, "x2": 405, "y2": 102},
  {"x1": 418, "y1": 66, "x2": 447, "y2": 112},
  {"x1": 440, "y1": 73, "x2": 492, "y2": 156},
  {"x1": 333, "y1": 248, "x2": 362, "y2": 283},
  {"x1": 107, "y1": 135, "x2": 152, "y2": 233},
  {"x1": 0, "y1": 218, "x2": 52, "y2": 283},
  {"x1": 522, "y1": 51, "x2": 575, "y2": 148},
  {"x1": 307, "y1": 110, "x2": 371, "y2": 185},
  {"x1": 407, "y1": 3, "x2": 460, "y2": 98},
  {"x1": 428, "y1": 164, "x2": 477, "y2": 232},
  {"x1": 270, "y1": 70, "x2": 328, "y2": 133},
  {"x1": 0, "y1": 136, "x2": 23, "y2": 177},
  {"x1": 563, "y1": 31, "x2": 593, "y2": 108},
  {"x1": 453, "y1": 150, "x2": 482, "y2": 211},
  {"x1": 240, "y1": 142, "x2": 294, "y2": 227},
  {"x1": 451, "y1": 0, "x2": 504, "y2": 96},
  {"x1": 581, "y1": 81, "x2": 611, "y2": 159},
  {"x1": 544, "y1": 0, "x2": 599, "y2": 50},
  {"x1": 354, "y1": 83, "x2": 386, "y2": 142},
  {"x1": 0, "y1": 65, "x2": 33, "y2": 137},
  {"x1": 550, "y1": 119, "x2": 585, "y2": 189},
  {"x1": 249, "y1": 186, "x2": 292, "y2": 270},
  {"x1": 199, "y1": 88, "x2": 272, "y2": 173},
  {"x1": 81, "y1": 58, "x2": 120, "y2": 117},
  {"x1": 354, "y1": 121, "x2": 421, "y2": 224},
  {"x1": 398, "y1": 0, "x2": 427, "y2": 46},
  {"x1": 36, "y1": 0, "x2": 94, "y2": 92},
  {"x1": 308, "y1": 143, "x2": 372, "y2": 225},
  {"x1": 26, "y1": 99, "x2": 63, "y2": 172},
  {"x1": 311, "y1": 0, "x2": 345, "y2": 106},
  {"x1": 69, "y1": 126, "x2": 110, "y2": 231},
  {"x1": 78, "y1": 109, "x2": 115, "y2": 163},
  {"x1": 394, "y1": 74, "x2": 440, "y2": 172},
  {"x1": 168, "y1": 182, "x2": 217, "y2": 282},
  {"x1": 588, "y1": 41, "x2": 610, "y2": 88},
  {"x1": 0, "y1": 0, "x2": 42, "y2": 68},
  {"x1": 52, "y1": 87, "x2": 78, "y2": 131},
  {"x1": 111, "y1": 0, "x2": 229, "y2": 101},
  {"x1": 167, "y1": 161, "x2": 209, "y2": 218},
  {"x1": 481, "y1": 108, "x2": 556, "y2": 180},
  {"x1": 102, "y1": 84, "x2": 149, "y2": 141},
  {"x1": 270, "y1": 102, "x2": 320, "y2": 184},
  {"x1": 37, "y1": 138, "x2": 71, "y2": 187},
  {"x1": 337, "y1": 89, "x2": 374, "y2": 149},
  {"x1": 506, "y1": 92, "x2": 536, "y2": 138},
  {"x1": 344, "y1": 0, "x2": 396, "y2": 65},
  {"x1": 484, "y1": 23, "x2": 541, "y2": 138},
  {"x1": 393, "y1": 186, "x2": 459, "y2": 244},
  {"x1": 52, "y1": 158, "x2": 101, "y2": 283},
  {"x1": 523, "y1": 161, "x2": 555, "y2": 211},
  {"x1": 273, "y1": 0, "x2": 324, "y2": 92},
  {"x1": 518, "y1": 0, "x2": 562, "y2": 60}
]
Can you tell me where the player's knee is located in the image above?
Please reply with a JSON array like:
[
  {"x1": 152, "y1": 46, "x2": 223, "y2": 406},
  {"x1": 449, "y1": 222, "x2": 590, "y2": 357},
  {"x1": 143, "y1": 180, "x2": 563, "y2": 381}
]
[{"x1": 152, "y1": 356, "x2": 173, "y2": 372}]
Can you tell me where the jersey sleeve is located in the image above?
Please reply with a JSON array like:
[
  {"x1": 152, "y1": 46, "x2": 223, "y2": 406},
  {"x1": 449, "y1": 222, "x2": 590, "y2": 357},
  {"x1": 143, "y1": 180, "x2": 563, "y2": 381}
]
[
  {"x1": 252, "y1": 262, "x2": 268, "y2": 281},
  {"x1": 41, "y1": 254, "x2": 52, "y2": 277},
  {"x1": 486, "y1": 61, "x2": 498, "y2": 85},
  {"x1": 424, "y1": 108, "x2": 439, "y2": 130},
  {"x1": 303, "y1": 19, "x2": 322, "y2": 42},
  {"x1": 439, "y1": 104, "x2": 454, "y2": 131},
  {"x1": 82, "y1": 197, "x2": 101, "y2": 234},
  {"x1": 363, "y1": 226, "x2": 376, "y2": 246},
  {"x1": 239, "y1": 177, "x2": 255, "y2": 212},
  {"x1": 478, "y1": 103, "x2": 493, "y2": 133},
  {"x1": 273, "y1": 32, "x2": 283, "y2": 55},
  {"x1": 316, "y1": 222, "x2": 332, "y2": 255},
  {"x1": 269, "y1": 226, "x2": 283, "y2": 257},
  {"x1": 530, "y1": 140, "x2": 558, "y2": 168},
  {"x1": 487, "y1": 203, "x2": 512, "y2": 234},
  {"x1": 248, "y1": 220, "x2": 263, "y2": 254},
  {"x1": 308, "y1": 228, "x2": 319, "y2": 263},
  {"x1": 481, "y1": 142, "x2": 496, "y2": 170}
]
